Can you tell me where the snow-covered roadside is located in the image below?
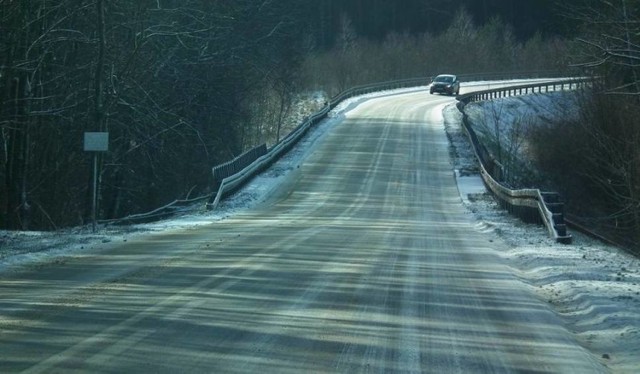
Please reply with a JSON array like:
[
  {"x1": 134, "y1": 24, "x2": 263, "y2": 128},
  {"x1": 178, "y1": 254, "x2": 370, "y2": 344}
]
[
  {"x1": 1, "y1": 83, "x2": 638, "y2": 372},
  {"x1": 444, "y1": 104, "x2": 640, "y2": 373}
]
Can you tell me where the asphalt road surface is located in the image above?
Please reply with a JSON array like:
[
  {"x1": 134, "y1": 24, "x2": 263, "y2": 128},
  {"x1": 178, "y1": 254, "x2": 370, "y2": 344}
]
[{"x1": 0, "y1": 89, "x2": 607, "y2": 373}]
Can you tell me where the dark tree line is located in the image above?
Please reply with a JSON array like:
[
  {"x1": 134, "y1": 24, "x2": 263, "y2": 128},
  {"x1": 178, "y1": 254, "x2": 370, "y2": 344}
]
[
  {"x1": 0, "y1": 1, "x2": 312, "y2": 230},
  {"x1": 303, "y1": 7, "x2": 571, "y2": 95},
  {"x1": 527, "y1": 0, "x2": 640, "y2": 251},
  {"x1": 306, "y1": 0, "x2": 580, "y2": 47}
]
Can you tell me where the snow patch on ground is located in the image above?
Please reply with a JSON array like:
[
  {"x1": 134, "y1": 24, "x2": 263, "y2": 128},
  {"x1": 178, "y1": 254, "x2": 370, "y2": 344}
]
[
  {"x1": 1, "y1": 82, "x2": 639, "y2": 372},
  {"x1": 444, "y1": 101, "x2": 640, "y2": 373},
  {"x1": 462, "y1": 91, "x2": 582, "y2": 187}
]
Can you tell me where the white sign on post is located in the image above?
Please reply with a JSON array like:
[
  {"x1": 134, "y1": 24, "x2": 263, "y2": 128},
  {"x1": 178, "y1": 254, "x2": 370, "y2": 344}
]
[
  {"x1": 84, "y1": 132, "x2": 109, "y2": 152},
  {"x1": 84, "y1": 132, "x2": 109, "y2": 232}
]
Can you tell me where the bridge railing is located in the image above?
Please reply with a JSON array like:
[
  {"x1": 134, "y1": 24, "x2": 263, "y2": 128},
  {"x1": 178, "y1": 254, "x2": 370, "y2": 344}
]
[
  {"x1": 455, "y1": 77, "x2": 596, "y2": 243},
  {"x1": 457, "y1": 77, "x2": 593, "y2": 104}
]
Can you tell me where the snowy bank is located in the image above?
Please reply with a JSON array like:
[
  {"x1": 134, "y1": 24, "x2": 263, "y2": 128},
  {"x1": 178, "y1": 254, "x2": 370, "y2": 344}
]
[{"x1": 445, "y1": 102, "x2": 640, "y2": 373}]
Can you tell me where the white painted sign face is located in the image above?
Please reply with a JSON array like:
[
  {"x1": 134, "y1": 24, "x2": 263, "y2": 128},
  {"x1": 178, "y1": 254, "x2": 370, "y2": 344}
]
[{"x1": 84, "y1": 132, "x2": 109, "y2": 152}]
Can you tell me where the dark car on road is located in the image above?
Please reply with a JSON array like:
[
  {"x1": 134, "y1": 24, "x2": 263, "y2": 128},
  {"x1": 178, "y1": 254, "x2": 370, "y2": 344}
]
[{"x1": 430, "y1": 74, "x2": 460, "y2": 96}]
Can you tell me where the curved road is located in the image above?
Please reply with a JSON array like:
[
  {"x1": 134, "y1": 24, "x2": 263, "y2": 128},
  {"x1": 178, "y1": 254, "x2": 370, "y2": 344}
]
[{"x1": 0, "y1": 89, "x2": 606, "y2": 373}]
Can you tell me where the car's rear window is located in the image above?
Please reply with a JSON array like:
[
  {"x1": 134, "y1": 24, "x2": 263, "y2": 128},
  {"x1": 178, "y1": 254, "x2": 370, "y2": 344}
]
[{"x1": 435, "y1": 76, "x2": 454, "y2": 83}]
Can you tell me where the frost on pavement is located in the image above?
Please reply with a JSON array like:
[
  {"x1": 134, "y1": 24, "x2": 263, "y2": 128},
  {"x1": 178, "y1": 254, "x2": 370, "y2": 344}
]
[{"x1": 1, "y1": 83, "x2": 639, "y2": 373}]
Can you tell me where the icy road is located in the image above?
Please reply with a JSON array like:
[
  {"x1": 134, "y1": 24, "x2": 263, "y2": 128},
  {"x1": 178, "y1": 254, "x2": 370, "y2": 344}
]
[{"x1": 0, "y1": 89, "x2": 607, "y2": 373}]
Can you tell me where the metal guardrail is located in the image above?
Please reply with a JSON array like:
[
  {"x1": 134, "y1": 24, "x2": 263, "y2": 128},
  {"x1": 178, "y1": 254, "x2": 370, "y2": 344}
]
[
  {"x1": 204, "y1": 105, "x2": 332, "y2": 211},
  {"x1": 455, "y1": 78, "x2": 594, "y2": 243},
  {"x1": 472, "y1": 144, "x2": 572, "y2": 243},
  {"x1": 457, "y1": 77, "x2": 593, "y2": 104},
  {"x1": 327, "y1": 70, "x2": 575, "y2": 109},
  {"x1": 99, "y1": 194, "x2": 211, "y2": 225},
  {"x1": 213, "y1": 144, "x2": 268, "y2": 184},
  {"x1": 205, "y1": 144, "x2": 268, "y2": 209}
]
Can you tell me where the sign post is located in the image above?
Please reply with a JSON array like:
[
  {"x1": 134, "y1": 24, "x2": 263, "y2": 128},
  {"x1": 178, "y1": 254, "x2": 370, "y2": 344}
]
[{"x1": 84, "y1": 132, "x2": 109, "y2": 232}]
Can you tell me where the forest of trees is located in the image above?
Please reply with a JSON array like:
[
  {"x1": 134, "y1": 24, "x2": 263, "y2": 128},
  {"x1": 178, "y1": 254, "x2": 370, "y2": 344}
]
[
  {"x1": 528, "y1": 0, "x2": 640, "y2": 250},
  {"x1": 0, "y1": 0, "x2": 630, "y2": 233},
  {"x1": 0, "y1": 1, "x2": 312, "y2": 230},
  {"x1": 302, "y1": 8, "x2": 570, "y2": 95}
]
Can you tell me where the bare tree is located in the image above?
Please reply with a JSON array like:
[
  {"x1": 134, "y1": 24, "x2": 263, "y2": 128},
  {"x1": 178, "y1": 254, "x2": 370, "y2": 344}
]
[
  {"x1": 473, "y1": 99, "x2": 530, "y2": 187},
  {"x1": 334, "y1": 13, "x2": 361, "y2": 92},
  {"x1": 560, "y1": 0, "x2": 640, "y2": 245},
  {"x1": 577, "y1": 93, "x2": 640, "y2": 235},
  {"x1": 569, "y1": 0, "x2": 640, "y2": 94},
  {"x1": 0, "y1": 0, "x2": 313, "y2": 230}
]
